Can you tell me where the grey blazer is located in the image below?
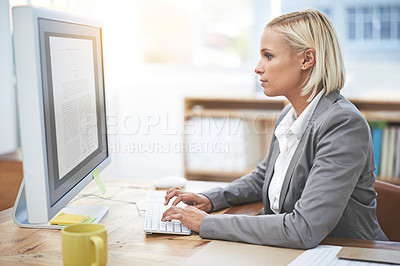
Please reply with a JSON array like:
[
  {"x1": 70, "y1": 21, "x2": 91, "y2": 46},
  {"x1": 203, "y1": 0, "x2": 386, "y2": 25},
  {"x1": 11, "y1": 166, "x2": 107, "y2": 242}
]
[{"x1": 199, "y1": 90, "x2": 388, "y2": 249}]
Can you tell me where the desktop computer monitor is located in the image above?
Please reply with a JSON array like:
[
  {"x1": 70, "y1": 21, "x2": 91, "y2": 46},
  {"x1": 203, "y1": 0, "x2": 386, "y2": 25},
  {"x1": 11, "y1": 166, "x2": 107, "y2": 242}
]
[{"x1": 12, "y1": 6, "x2": 110, "y2": 229}]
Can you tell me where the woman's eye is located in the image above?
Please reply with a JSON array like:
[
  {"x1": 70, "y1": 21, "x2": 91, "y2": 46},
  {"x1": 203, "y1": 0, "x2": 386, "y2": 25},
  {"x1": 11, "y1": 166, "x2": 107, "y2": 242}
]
[{"x1": 264, "y1": 53, "x2": 272, "y2": 60}]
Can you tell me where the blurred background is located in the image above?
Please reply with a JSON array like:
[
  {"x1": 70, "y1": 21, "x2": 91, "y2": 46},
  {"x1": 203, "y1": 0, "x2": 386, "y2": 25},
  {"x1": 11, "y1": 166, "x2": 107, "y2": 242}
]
[{"x1": 2, "y1": 0, "x2": 400, "y2": 179}]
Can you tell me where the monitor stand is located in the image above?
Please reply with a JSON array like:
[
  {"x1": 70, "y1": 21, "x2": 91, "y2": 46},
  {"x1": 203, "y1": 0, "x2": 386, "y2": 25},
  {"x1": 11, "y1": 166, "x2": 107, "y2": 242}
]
[{"x1": 13, "y1": 179, "x2": 109, "y2": 229}]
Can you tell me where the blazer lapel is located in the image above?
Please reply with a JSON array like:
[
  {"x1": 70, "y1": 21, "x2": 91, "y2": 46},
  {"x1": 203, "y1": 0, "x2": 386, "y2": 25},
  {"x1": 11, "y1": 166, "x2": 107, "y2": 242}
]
[
  {"x1": 264, "y1": 139, "x2": 280, "y2": 188},
  {"x1": 277, "y1": 90, "x2": 341, "y2": 212}
]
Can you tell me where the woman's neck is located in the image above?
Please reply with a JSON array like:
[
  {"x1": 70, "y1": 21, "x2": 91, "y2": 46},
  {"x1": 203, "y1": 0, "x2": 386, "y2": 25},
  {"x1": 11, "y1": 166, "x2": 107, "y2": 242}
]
[{"x1": 286, "y1": 88, "x2": 322, "y2": 117}]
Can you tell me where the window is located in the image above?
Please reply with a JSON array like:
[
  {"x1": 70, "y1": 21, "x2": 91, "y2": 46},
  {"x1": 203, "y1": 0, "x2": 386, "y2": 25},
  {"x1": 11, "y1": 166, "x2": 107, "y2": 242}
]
[
  {"x1": 347, "y1": 5, "x2": 400, "y2": 41},
  {"x1": 348, "y1": 7, "x2": 356, "y2": 39},
  {"x1": 398, "y1": 6, "x2": 400, "y2": 40},
  {"x1": 136, "y1": 0, "x2": 257, "y2": 68},
  {"x1": 380, "y1": 6, "x2": 391, "y2": 39},
  {"x1": 363, "y1": 7, "x2": 373, "y2": 39}
]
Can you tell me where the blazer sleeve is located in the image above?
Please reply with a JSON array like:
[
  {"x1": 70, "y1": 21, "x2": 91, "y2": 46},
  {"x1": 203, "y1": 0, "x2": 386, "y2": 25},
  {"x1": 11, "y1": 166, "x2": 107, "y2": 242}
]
[
  {"x1": 199, "y1": 109, "x2": 372, "y2": 249},
  {"x1": 200, "y1": 155, "x2": 267, "y2": 211}
]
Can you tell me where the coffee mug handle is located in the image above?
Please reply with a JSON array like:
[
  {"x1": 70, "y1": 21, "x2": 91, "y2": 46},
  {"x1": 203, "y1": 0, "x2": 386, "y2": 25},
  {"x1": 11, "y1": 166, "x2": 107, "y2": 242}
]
[{"x1": 90, "y1": 235, "x2": 104, "y2": 266}]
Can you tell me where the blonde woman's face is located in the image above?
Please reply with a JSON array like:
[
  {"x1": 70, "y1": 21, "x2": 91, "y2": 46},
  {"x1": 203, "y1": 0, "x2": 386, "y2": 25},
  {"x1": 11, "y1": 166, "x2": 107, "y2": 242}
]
[{"x1": 255, "y1": 28, "x2": 304, "y2": 98}]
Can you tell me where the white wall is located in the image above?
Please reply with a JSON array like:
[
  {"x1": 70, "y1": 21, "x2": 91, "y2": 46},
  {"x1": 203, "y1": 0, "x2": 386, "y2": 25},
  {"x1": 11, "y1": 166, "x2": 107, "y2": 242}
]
[
  {"x1": 101, "y1": 66, "x2": 257, "y2": 179},
  {"x1": 0, "y1": 0, "x2": 18, "y2": 154}
]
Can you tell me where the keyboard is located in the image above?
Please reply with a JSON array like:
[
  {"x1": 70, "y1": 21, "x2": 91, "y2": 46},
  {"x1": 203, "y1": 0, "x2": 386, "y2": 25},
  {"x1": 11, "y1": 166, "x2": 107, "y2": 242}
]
[{"x1": 144, "y1": 190, "x2": 191, "y2": 235}]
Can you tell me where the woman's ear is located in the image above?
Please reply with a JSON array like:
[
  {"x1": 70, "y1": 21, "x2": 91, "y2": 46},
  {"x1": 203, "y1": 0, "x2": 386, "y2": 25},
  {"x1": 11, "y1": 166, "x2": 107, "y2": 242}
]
[{"x1": 301, "y1": 49, "x2": 316, "y2": 70}]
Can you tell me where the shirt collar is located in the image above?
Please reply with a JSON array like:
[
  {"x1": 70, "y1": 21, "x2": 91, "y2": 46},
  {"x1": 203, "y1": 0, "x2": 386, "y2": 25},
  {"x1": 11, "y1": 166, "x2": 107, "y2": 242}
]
[
  {"x1": 275, "y1": 89, "x2": 325, "y2": 140},
  {"x1": 275, "y1": 107, "x2": 296, "y2": 138}
]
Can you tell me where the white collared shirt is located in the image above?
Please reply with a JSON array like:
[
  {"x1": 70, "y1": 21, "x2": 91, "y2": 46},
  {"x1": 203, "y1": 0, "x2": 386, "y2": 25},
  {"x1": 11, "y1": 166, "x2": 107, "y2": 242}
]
[{"x1": 268, "y1": 89, "x2": 325, "y2": 214}]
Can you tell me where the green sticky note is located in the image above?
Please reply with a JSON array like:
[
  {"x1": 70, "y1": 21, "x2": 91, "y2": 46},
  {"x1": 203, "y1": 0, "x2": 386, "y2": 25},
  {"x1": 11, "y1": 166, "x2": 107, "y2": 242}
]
[
  {"x1": 81, "y1": 217, "x2": 96, "y2": 224},
  {"x1": 93, "y1": 168, "x2": 106, "y2": 195}
]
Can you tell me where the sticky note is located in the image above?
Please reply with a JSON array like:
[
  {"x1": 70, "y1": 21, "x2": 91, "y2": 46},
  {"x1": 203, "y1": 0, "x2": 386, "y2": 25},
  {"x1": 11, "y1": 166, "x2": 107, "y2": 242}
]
[
  {"x1": 56, "y1": 217, "x2": 95, "y2": 226},
  {"x1": 81, "y1": 217, "x2": 96, "y2": 224},
  {"x1": 50, "y1": 213, "x2": 89, "y2": 225},
  {"x1": 93, "y1": 168, "x2": 106, "y2": 195}
]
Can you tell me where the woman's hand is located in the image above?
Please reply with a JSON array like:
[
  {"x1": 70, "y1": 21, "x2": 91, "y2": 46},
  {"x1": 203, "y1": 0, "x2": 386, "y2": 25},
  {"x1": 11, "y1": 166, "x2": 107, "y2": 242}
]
[
  {"x1": 164, "y1": 187, "x2": 213, "y2": 213},
  {"x1": 161, "y1": 205, "x2": 208, "y2": 232}
]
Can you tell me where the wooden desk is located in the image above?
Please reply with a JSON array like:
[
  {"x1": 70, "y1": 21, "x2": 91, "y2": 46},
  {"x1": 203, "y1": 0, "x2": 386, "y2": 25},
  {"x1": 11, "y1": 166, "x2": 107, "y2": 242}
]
[{"x1": 0, "y1": 178, "x2": 399, "y2": 265}]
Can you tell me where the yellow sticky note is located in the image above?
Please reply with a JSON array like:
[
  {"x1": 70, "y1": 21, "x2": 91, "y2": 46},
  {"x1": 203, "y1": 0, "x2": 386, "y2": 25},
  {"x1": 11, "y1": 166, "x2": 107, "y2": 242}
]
[
  {"x1": 93, "y1": 168, "x2": 106, "y2": 195},
  {"x1": 50, "y1": 213, "x2": 89, "y2": 225}
]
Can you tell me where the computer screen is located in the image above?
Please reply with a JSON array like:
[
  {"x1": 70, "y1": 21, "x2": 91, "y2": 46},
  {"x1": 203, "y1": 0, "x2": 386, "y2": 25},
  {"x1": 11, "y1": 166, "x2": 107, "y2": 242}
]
[
  {"x1": 12, "y1": 6, "x2": 110, "y2": 228},
  {"x1": 39, "y1": 18, "x2": 107, "y2": 207}
]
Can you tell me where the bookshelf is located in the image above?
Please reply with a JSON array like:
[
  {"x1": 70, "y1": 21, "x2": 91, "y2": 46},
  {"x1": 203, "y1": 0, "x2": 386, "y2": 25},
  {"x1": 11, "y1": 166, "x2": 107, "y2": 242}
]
[
  {"x1": 183, "y1": 97, "x2": 400, "y2": 186},
  {"x1": 183, "y1": 97, "x2": 284, "y2": 182},
  {"x1": 0, "y1": 149, "x2": 23, "y2": 211},
  {"x1": 354, "y1": 99, "x2": 400, "y2": 186}
]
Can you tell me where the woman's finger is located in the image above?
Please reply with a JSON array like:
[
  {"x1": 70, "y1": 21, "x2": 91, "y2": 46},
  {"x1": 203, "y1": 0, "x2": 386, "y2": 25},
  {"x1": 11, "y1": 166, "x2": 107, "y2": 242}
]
[
  {"x1": 163, "y1": 213, "x2": 183, "y2": 222},
  {"x1": 166, "y1": 186, "x2": 183, "y2": 195},
  {"x1": 171, "y1": 193, "x2": 196, "y2": 206},
  {"x1": 164, "y1": 187, "x2": 184, "y2": 205},
  {"x1": 161, "y1": 206, "x2": 183, "y2": 221}
]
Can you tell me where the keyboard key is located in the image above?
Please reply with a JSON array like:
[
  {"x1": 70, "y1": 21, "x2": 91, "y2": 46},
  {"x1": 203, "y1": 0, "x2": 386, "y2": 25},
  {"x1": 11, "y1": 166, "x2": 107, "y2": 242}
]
[
  {"x1": 166, "y1": 222, "x2": 174, "y2": 232},
  {"x1": 182, "y1": 224, "x2": 189, "y2": 232},
  {"x1": 144, "y1": 191, "x2": 191, "y2": 235},
  {"x1": 173, "y1": 222, "x2": 181, "y2": 232}
]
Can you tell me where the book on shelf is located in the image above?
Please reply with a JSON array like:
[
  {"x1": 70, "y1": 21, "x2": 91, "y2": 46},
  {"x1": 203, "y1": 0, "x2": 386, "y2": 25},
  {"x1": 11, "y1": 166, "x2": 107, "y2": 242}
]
[
  {"x1": 379, "y1": 127, "x2": 390, "y2": 178},
  {"x1": 371, "y1": 126, "x2": 383, "y2": 176},
  {"x1": 394, "y1": 127, "x2": 400, "y2": 178},
  {"x1": 387, "y1": 126, "x2": 396, "y2": 178},
  {"x1": 371, "y1": 121, "x2": 400, "y2": 180},
  {"x1": 379, "y1": 126, "x2": 389, "y2": 178}
]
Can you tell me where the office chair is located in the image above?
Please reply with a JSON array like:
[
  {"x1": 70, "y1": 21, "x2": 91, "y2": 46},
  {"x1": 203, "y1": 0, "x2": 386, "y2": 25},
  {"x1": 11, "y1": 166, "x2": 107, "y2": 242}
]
[{"x1": 374, "y1": 179, "x2": 400, "y2": 242}]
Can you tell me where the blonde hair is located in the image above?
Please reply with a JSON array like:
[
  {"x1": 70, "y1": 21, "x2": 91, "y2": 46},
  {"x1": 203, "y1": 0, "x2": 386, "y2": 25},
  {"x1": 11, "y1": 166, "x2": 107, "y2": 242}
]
[{"x1": 267, "y1": 9, "x2": 345, "y2": 100}]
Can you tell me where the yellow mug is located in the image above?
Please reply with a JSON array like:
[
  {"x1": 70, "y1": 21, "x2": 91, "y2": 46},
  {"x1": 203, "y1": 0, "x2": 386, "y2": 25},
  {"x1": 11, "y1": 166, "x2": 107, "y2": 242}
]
[{"x1": 61, "y1": 223, "x2": 107, "y2": 266}]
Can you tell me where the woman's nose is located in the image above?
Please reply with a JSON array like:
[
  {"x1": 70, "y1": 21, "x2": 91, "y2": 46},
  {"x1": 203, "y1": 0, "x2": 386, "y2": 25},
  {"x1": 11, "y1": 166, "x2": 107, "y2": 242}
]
[{"x1": 254, "y1": 62, "x2": 263, "y2": 75}]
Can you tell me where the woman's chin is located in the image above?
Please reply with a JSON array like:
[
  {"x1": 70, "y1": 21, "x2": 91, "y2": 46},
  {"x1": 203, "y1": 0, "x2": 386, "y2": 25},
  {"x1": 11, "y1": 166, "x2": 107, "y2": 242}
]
[{"x1": 263, "y1": 88, "x2": 277, "y2": 97}]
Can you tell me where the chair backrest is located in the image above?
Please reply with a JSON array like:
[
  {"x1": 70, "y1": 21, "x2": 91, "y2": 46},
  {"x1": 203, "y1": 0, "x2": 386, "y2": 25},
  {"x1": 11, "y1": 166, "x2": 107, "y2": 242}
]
[{"x1": 374, "y1": 179, "x2": 400, "y2": 242}]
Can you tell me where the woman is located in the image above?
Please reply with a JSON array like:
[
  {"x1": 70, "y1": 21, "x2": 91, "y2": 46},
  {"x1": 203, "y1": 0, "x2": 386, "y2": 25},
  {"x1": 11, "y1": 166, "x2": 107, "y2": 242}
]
[{"x1": 162, "y1": 9, "x2": 388, "y2": 249}]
